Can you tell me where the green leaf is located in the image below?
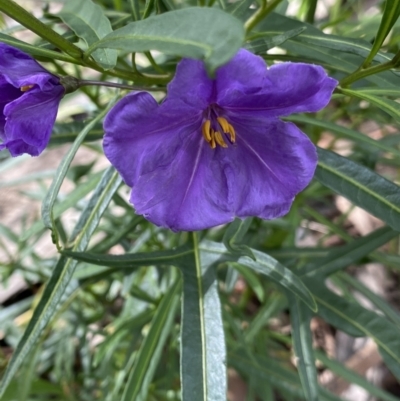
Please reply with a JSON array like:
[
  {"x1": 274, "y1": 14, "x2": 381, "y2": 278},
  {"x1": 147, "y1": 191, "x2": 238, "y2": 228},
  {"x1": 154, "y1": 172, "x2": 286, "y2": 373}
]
[
  {"x1": 362, "y1": 0, "x2": 400, "y2": 67},
  {"x1": 0, "y1": 33, "x2": 76, "y2": 62},
  {"x1": 239, "y1": 252, "x2": 317, "y2": 312},
  {"x1": 0, "y1": 0, "x2": 82, "y2": 58},
  {"x1": 244, "y1": 292, "x2": 287, "y2": 343},
  {"x1": 63, "y1": 245, "x2": 194, "y2": 268},
  {"x1": 201, "y1": 241, "x2": 317, "y2": 312},
  {"x1": 316, "y1": 350, "x2": 400, "y2": 401},
  {"x1": 0, "y1": 168, "x2": 121, "y2": 398},
  {"x1": 229, "y1": 349, "x2": 342, "y2": 401},
  {"x1": 51, "y1": 121, "x2": 103, "y2": 145},
  {"x1": 338, "y1": 272, "x2": 400, "y2": 330},
  {"x1": 86, "y1": 7, "x2": 245, "y2": 73},
  {"x1": 41, "y1": 104, "x2": 114, "y2": 244},
  {"x1": 287, "y1": 294, "x2": 318, "y2": 401},
  {"x1": 309, "y1": 280, "x2": 400, "y2": 376},
  {"x1": 340, "y1": 87, "x2": 400, "y2": 121},
  {"x1": 288, "y1": 115, "x2": 400, "y2": 158},
  {"x1": 122, "y1": 280, "x2": 180, "y2": 401},
  {"x1": 223, "y1": 218, "x2": 255, "y2": 260},
  {"x1": 350, "y1": 86, "x2": 400, "y2": 97},
  {"x1": 248, "y1": 26, "x2": 306, "y2": 52},
  {"x1": 22, "y1": 171, "x2": 102, "y2": 241},
  {"x1": 296, "y1": 31, "x2": 391, "y2": 64},
  {"x1": 300, "y1": 226, "x2": 398, "y2": 277},
  {"x1": 58, "y1": 0, "x2": 117, "y2": 69},
  {"x1": 231, "y1": 263, "x2": 265, "y2": 302},
  {"x1": 316, "y1": 148, "x2": 400, "y2": 232},
  {"x1": 178, "y1": 233, "x2": 226, "y2": 401},
  {"x1": 65, "y1": 240, "x2": 317, "y2": 313}
]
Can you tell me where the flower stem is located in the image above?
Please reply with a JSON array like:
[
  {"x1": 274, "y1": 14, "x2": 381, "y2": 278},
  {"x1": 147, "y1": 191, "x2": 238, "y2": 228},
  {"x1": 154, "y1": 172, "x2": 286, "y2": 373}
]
[
  {"x1": 0, "y1": 0, "x2": 83, "y2": 59},
  {"x1": 244, "y1": 0, "x2": 284, "y2": 34},
  {"x1": 78, "y1": 79, "x2": 166, "y2": 92},
  {"x1": 339, "y1": 60, "x2": 395, "y2": 87}
]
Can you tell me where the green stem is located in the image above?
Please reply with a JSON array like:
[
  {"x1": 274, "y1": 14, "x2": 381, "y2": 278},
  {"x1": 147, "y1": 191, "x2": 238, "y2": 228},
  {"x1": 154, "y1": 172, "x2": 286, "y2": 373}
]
[
  {"x1": 0, "y1": 0, "x2": 82, "y2": 59},
  {"x1": 339, "y1": 60, "x2": 395, "y2": 87},
  {"x1": 244, "y1": 0, "x2": 284, "y2": 34},
  {"x1": 391, "y1": 49, "x2": 400, "y2": 66},
  {"x1": 145, "y1": 51, "x2": 165, "y2": 74},
  {"x1": 78, "y1": 79, "x2": 166, "y2": 92},
  {"x1": 305, "y1": 0, "x2": 318, "y2": 24}
]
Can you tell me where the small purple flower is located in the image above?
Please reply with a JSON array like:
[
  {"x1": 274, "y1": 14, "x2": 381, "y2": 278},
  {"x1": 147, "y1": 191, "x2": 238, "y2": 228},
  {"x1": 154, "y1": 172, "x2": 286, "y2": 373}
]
[
  {"x1": 0, "y1": 44, "x2": 64, "y2": 157},
  {"x1": 104, "y1": 49, "x2": 337, "y2": 231}
]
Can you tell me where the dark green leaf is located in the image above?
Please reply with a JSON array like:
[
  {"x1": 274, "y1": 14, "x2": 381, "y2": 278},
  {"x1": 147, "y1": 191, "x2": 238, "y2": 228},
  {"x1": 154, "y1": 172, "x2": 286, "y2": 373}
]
[
  {"x1": 300, "y1": 226, "x2": 398, "y2": 277},
  {"x1": 309, "y1": 280, "x2": 400, "y2": 373},
  {"x1": 362, "y1": 0, "x2": 400, "y2": 67},
  {"x1": 41, "y1": 105, "x2": 114, "y2": 241},
  {"x1": 122, "y1": 280, "x2": 180, "y2": 401},
  {"x1": 58, "y1": 0, "x2": 117, "y2": 69},
  {"x1": 287, "y1": 294, "x2": 318, "y2": 401},
  {"x1": 223, "y1": 218, "x2": 255, "y2": 260},
  {"x1": 178, "y1": 233, "x2": 226, "y2": 401},
  {"x1": 288, "y1": 115, "x2": 400, "y2": 158},
  {"x1": 341, "y1": 87, "x2": 400, "y2": 121},
  {"x1": 316, "y1": 148, "x2": 400, "y2": 232},
  {"x1": 86, "y1": 7, "x2": 245, "y2": 73}
]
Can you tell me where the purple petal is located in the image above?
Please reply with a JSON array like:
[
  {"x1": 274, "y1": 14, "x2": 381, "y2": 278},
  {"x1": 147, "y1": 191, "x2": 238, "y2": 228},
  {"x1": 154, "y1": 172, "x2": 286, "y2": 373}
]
[
  {"x1": 0, "y1": 79, "x2": 21, "y2": 139},
  {"x1": 2, "y1": 86, "x2": 64, "y2": 156},
  {"x1": 165, "y1": 58, "x2": 213, "y2": 109},
  {"x1": 131, "y1": 136, "x2": 237, "y2": 231},
  {"x1": 1, "y1": 139, "x2": 40, "y2": 156},
  {"x1": 0, "y1": 43, "x2": 59, "y2": 89},
  {"x1": 218, "y1": 117, "x2": 317, "y2": 220},
  {"x1": 104, "y1": 91, "x2": 203, "y2": 188},
  {"x1": 219, "y1": 62, "x2": 337, "y2": 118},
  {"x1": 216, "y1": 48, "x2": 267, "y2": 98}
]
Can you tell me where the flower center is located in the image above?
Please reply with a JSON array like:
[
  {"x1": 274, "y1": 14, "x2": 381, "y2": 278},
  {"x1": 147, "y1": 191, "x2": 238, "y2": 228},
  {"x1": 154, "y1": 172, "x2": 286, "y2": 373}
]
[
  {"x1": 20, "y1": 84, "x2": 34, "y2": 92},
  {"x1": 201, "y1": 116, "x2": 236, "y2": 149}
]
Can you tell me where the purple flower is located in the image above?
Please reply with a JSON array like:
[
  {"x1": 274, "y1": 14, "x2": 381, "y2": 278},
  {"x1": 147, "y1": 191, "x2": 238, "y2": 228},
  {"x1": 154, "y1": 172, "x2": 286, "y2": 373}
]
[
  {"x1": 0, "y1": 44, "x2": 64, "y2": 157},
  {"x1": 104, "y1": 49, "x2": 337, "y2": 231}
]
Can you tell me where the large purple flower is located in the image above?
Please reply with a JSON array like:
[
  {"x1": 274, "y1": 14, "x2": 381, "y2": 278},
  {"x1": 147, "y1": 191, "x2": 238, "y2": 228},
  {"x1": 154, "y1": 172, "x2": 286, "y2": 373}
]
[
  {"x1": 0, "y1": 44, "x2": 64, "y2": 157},
  {"x1": 104, "y1": 49, "x2": 337, "y2": 231}
]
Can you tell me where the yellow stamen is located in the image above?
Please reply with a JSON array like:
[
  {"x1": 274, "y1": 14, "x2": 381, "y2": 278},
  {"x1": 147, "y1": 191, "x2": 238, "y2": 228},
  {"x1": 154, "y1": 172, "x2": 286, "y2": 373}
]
[
  {"x1": 217, "y1": 117, "x2": 229, "y2": 132},
  {"x1": 202, "y1": 119, "x2": 212, "y2": 142},
  {"x1": 20, "y1": 84, "x2": 34, "y2": 92},
  {"x1": 214, "y1": 131, "x2": 228, "y2": 148},
  {"x1": 217, "y1": 116, "x2": 236, "y2": 143},
  {"x1": 228, "y1": 125, "x2": 236, "y2": 143},
  {"x1": 210, "y1": 132, "x2": 216, "y2": 149},
  {"x1": 201, "y1": 117, "x2": 235, "y2": 149}
]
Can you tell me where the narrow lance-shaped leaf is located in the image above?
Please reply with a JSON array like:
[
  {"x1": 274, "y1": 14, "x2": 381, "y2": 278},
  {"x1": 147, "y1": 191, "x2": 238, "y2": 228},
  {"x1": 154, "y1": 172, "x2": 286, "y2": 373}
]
[
  {"x1": 86, "y1": 7, "x2": 245, "y2": 73},
  {"x1": 316, "y1": 350, "x2": 400, "y2": 401},
  {"x1": 68, "y1": 240, "x2": 317, "y2": 313},
  {"x1": 362, "y1": 0, "x2": 400, "y2": 67},
  {"x1": 41, "y1": 101, "x2": 115, "y2": 245},
  {"x1": 300, "y1": 226, "x2": 398, "y2": 277},
  {"x1": 58, "y1": 0, "x2": 117, "y2": 69},
  {"x1": 229, "y1": 349, "x2": 343, "y2": 401},
  {"x1": 0, "y1": 168, "x2": 121, "y2": 397},
  {"x1": 287, "y1": 293, "x2": 319, "y2": 401},
  {"x1": 288, "y1": 115, "x2": 400, "y2": 158},
  {"x1": 307, "y1": 278, "x2": 400, "y2": 381},
  {"x1": 178, "y1": 233, "x2": 226, "y2": 401},
  {"x1": 340, "y1": 87, "x2": 400, "y2": 121},
  {"x1": 0, "y1": 33, "x2": 76, "y2": 62},
  {"x1": 122, "y1": 280, "x2": 181, "y2": 401},
  {"x1": 0, "y1": 0, "x2": 82, "y2": 59},
  {"x1": 316, "y1": 148, "x2": 400, "y2": 232}
]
